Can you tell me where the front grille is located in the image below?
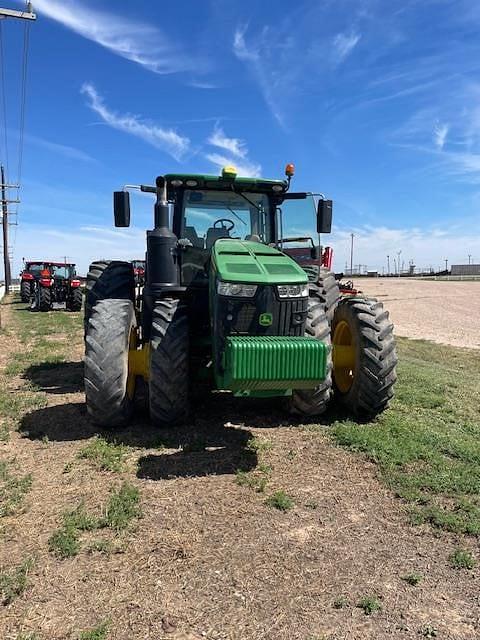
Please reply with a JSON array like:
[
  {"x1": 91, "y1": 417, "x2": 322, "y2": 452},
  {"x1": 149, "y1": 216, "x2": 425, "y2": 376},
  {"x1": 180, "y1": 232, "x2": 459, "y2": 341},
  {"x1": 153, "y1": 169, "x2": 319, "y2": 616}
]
[
  {"x1": 233, "y1": 303, "x2": 256, "y2": 333},
  {"x1": 279, "y1": 298, "x2": 307, "y2": 336}
]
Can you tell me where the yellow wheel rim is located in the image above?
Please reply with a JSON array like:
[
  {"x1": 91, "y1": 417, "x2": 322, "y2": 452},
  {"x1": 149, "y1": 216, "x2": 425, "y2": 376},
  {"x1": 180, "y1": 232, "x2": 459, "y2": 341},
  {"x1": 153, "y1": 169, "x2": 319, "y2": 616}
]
[
  {"x1": 333, "y1": 319, "x2": 356, "y2": 393},
  {"x1": 126, "y1": 328, "x2": 138, "y2": 400}
]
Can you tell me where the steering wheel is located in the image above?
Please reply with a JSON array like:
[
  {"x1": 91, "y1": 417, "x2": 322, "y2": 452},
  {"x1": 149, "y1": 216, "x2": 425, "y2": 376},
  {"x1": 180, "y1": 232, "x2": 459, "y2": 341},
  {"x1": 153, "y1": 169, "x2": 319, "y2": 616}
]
[{"x1": 213, "y1": 218, "x2": 235, "y2": 232}]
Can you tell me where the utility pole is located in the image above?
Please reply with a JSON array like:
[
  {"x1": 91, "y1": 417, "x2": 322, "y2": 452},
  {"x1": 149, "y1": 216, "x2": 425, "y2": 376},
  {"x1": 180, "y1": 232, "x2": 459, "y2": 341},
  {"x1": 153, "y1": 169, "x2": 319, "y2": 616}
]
[
  {"x1": 397, "y1": 250, "x2": 402, "y2": 277},
  {"x1": 468, "y1": 254, "x2": 472, "y2": 265},
  {"x1": 387, "y1": 254, "x2": 390, "y2": 275},
  {"x1": 1, "y1": 165, "x2": 11, "y2": 292},
  {"x1": 444, "y1": 258, "x2": 448, "y2": 272},
  {"x1": 350, "y1": 233, "x2": 354, "y2": 276}
]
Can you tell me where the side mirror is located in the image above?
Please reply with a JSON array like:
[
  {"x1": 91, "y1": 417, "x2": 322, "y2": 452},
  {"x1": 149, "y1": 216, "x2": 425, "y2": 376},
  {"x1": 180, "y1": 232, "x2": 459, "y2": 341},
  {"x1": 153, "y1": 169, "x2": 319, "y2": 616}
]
[
  {"x1": 310, "y1": 245, "x2": 320, "y2": 260},
  {"x1": 114, "y1": 191, "x2": 130, "y2": 227},
  {"x1": 317, "y1": 199, "x2": 332, "y2": 234}
]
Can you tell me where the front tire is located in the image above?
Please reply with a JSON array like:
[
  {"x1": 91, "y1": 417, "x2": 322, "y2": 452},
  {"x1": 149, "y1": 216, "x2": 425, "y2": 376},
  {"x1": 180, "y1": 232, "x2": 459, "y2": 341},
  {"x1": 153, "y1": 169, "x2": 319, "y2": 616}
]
[
  {"x1": 290, "y1": 284, "x2": 333, "y2": 416},
  {"x1": 84, "y1": 299, "x2": 135, "y2": 427},
  {"x1": 332, "y1": 297, "x2": 397, "y2": 418},
  {"x1": 149, "y1": 299, "x2": 189, "y2": 427}
]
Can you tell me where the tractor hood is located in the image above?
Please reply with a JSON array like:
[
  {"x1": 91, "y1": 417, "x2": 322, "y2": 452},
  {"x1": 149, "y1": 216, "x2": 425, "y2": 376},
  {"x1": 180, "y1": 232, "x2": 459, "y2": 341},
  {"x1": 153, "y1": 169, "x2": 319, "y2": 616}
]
[{"x1": 212, "y1": 239, "x2": 308, "y2": 284}]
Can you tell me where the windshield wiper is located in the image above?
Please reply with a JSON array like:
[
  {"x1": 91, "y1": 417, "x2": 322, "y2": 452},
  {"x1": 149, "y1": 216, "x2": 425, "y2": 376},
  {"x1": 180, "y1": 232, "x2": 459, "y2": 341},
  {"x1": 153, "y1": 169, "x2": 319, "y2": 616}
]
[
  {"x1": 226, "y1": 205, "x2": 247, "y2": 227},
  {"x1": 232, "y1": 188, "x2": 261, "y2": 212}
]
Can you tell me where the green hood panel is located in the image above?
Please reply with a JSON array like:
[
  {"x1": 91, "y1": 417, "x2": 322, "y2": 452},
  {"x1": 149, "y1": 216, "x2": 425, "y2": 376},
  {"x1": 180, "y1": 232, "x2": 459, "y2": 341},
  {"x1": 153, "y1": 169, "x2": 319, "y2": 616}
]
[{"x1": 212, "y1": 239, "x2": 308, "y2": 284}]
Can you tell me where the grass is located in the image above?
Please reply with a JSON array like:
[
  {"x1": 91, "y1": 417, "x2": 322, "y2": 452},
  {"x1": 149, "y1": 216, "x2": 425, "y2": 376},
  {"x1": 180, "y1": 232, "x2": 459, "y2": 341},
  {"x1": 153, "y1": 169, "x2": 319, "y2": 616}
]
[
  {"x1": 449, "y1": 548, "x2": 476, "y2": 569},
  {"x1": 0, "y1": 558, "x2": 34, "y2": 605},
  {"x1": 78, "y1": 622, "x2": 109, "y2": 640},
  {"x1": 265, "y1": 490, "x2": 294, "y2": 511},
  {"x1": 402, "y1": 572, "x2": 423, "y2": 586},
  {"x1": 357, "y1": 596, "x2": 382, "y2": 615},
  {"x1": 0, "y1": 461, "x2": 32, "y2": 517},
  {"x1": 329, "y1": 338, "x2": 480, "y2": 535},
  {"x1": 49, "y1": 483, "x2": 141, "y2": 558},
  {"x1": 235, "y1": 466, "x2": 270, "y2": 493},
  {"x1": 48, "y1": 523, "x2": 81, "y2": 559},
  {"x1": 246, "y1": 436, "x2": 273, "y2": 454},
  {"x1": 421, "y1": 625, "x2": 438, "y2": 637},
  {"x1": 103, "y1": 482, "x2": 141, "y2": 530},
  {"x1": 87, "y1": 540, "x2": 116, "y2": 555},
  {"x1": 0, "y1": 296, "x2": 83, "y2": 439},
  {"x1": 78, "y1": 437, "x2": 129, "y2": 472}
]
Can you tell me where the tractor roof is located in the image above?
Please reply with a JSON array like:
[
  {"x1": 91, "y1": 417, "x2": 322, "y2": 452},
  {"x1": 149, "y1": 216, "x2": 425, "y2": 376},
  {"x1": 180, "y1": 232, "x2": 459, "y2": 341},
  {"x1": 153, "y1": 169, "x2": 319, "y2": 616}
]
[
  {"x1": 25, "y1": 261, "x2": 75, "y2": 267},
  {"x1": 164, "y1": 173, "x2": 288, "y2": 193}
]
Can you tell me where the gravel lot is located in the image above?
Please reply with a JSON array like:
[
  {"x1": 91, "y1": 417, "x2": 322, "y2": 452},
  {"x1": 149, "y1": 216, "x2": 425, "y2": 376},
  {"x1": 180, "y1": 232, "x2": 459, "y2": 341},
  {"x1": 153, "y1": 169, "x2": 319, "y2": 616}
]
[{"x1": 352, "y1": 277, "x2": 480, "y2": 349}]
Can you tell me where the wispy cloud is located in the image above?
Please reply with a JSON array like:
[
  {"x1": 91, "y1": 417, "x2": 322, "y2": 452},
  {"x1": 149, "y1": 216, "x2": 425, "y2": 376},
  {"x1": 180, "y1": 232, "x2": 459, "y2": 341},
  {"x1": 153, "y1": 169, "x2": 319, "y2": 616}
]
[
  {"x1": 205, "y1": 152, "x2": 261, "y2": 178},
  {"x1": 205, "y1": 124, "x2": 260, "y2": 176},
  {"x1": 333, "y1": 31, "x2": 361, "y2": 63},
  {"x1": 29, "y1": 0, "x2": 194, "y2": 74},
  {"x1": 233, "y1": 25, "x2": 260, "y2": 63},
  {"x1": 433, "y1": 121, "x2": 449, "y2": 150},
  {"x1": 232, "y1": 25, "x2": 286, "y2": 127},
  {"x1": 81, "y1": 83, "x2": 190, "y2": 161},
  {"x1": 207, "y1": 124, "x2": 247, "y2": 158},
  {"x1": 24, "y1": 132, "x2": 94, "y2": 162}
]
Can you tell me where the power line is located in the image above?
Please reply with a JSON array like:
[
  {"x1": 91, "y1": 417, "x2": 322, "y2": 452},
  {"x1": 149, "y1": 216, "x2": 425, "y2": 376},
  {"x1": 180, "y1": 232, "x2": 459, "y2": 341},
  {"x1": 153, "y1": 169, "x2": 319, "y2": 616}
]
[
  {"x1": 17, "y1": 15, "x2": 30, "y2": 191},
  {"x1": 0, "y1": 21, "x2": 9, "y2": 178},
  {"x1": 0, "y1": 2, "x2": 36, "y2": 287}
]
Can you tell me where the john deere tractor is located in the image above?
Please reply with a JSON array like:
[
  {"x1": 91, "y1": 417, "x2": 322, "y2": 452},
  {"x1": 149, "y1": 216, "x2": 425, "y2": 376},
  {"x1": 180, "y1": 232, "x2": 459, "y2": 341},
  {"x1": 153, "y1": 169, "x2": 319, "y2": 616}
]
[{"x1": 84, "y1": 165, "x2": 397, "y2": 427}]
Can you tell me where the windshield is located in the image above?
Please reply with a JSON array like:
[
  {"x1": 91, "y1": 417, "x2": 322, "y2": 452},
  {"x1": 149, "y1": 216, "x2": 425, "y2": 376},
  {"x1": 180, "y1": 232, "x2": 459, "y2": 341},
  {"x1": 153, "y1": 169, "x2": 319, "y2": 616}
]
[
  {"x1": 51, "y1": 265, "x2": 74, "y2": 279},
  {"x1": 27, "y1": 263, "x2": 44, "y2": 273},
  {"x1": 180, "y1": 189, "x2": 272, "y2": 286},
  {"x1": 278, "y1": 194, "x2": 317, "y2": 245},
  {"x1": 182, "y1": 190, "x2": 271, "y2": 247}
]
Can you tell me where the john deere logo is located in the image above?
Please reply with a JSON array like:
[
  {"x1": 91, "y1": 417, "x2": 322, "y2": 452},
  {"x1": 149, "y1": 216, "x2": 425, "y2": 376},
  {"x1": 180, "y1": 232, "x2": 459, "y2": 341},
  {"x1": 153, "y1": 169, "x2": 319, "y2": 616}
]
[{"x1": 259, "y1": 313, "x2": 273, "y2": 327}]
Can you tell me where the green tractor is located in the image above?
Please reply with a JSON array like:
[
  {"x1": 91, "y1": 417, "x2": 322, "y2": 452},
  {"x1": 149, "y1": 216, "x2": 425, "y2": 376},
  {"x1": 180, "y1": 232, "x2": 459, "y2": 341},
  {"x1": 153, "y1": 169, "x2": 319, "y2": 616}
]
[{"x1": 84, "y1": 165, "x2": 397, "y2": 427}]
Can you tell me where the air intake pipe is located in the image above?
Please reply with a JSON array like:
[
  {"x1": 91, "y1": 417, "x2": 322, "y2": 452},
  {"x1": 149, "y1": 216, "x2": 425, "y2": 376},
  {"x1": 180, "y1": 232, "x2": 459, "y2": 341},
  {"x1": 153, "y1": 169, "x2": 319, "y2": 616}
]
[{"x1": 146, "y1": 176, "x2": 179, "y2": 291}]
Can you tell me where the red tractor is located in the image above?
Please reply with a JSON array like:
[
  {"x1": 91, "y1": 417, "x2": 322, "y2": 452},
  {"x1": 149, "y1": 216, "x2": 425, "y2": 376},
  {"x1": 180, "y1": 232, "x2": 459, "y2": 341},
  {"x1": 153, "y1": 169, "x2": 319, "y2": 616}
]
[
  {"x1": 30, "y1": 262, "x2": 83, "y2": 312},
  {"x1": 281, "y1": 242, "x2": 359, "y2": 296},
  {"x1": 132, "y1": 259, "x2": 145, "y2": 286},
  {"x1": 20, "y1": 261, "x2": 46, "y2": 302}
]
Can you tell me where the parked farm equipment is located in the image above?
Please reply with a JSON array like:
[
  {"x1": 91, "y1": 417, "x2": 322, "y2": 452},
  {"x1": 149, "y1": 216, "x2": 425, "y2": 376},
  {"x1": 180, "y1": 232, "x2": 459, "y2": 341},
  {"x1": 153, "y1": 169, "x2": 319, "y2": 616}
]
[
  {"x1": 84, "y1": 165, "x2": 397, "y2": 428},
  {"x1": 20, "y1": 261, "x2": 44, "y2": 302},
  {"x1": 29, "y1": 262, "x2": 82, "y2": 312},
  {"x1": 132, "y1": 259, "x2": 146, "y2": 286}
]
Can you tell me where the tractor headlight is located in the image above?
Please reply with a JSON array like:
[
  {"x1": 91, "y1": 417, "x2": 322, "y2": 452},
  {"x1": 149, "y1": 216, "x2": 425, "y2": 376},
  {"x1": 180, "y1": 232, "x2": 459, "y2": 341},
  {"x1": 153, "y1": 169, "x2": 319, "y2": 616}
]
[
  {"x1": 217, "y1": 281, "x2": 258, "y2": 297},
  {"x1": 277, "y1": 284, "x2": 309, "y2": 298}
]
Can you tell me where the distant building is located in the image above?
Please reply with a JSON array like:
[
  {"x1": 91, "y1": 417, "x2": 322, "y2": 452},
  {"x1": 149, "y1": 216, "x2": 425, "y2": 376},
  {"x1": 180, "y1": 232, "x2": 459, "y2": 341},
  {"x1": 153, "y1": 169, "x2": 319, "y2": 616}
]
[{"x1": 451, "y1": 264, "x2": 480, "y2": 276}]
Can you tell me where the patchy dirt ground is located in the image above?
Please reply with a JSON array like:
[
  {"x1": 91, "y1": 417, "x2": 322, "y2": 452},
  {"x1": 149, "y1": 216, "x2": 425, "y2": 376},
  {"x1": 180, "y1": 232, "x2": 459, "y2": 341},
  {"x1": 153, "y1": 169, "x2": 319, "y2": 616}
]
[
  {"x1": 352, "y1": 278, "x2": 480, "y2": 349},
  {"x1": 0, "y1": 298, "x2": 479, "y2": 640}
]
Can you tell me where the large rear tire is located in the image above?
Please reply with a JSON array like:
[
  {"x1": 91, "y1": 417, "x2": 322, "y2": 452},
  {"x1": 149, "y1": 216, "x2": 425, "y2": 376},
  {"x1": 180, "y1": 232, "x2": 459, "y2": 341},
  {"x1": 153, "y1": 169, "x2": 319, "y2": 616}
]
[
  {"x1": 84, "y1": 299, "x2": 135, "y2": 428},
  {"x1": 38, "y1": 286, "x2": 51, "y2": 312},
  {"x1": 20, "y1": 281, "x2": 31, "y2": 303},
  {"x1": 84, "y1": 261, "x2": 134, "y2": 334},
  {"x1": 290, "y1": 284, "x2": 333, "y2": 416},
  {"x1": 149, "y1": 299, "x2": 189, "y2": 427},
  {"x1": 332, "y1": 297, "x2": 397, "y2": 418},
  {"x1": 67, "y1": 287, "x2": 83, "y2": 312}
]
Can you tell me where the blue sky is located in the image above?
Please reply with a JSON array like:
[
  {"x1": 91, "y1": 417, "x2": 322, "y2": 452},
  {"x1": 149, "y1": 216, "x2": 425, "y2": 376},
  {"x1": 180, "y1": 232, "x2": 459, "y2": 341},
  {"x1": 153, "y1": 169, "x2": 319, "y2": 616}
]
[{"x1": 2, "y1": 0, "x2": 480, "y2": 275}]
